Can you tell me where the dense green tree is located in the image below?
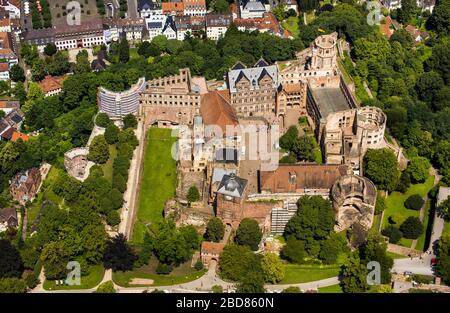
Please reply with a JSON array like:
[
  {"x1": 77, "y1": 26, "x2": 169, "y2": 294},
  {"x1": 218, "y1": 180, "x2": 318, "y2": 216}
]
[
  {"x1": 44, "y1": 43, "x2": 57, "y2": 56},
  {"x1": 95, "y1": 281, "x2": 116, "y2": 293},
  {"x1": 0, "y1": 278, "x2": 27, "y2": 293},
  {"x1": 137, "y1": 41, "x2": 161, "y2": 58},
  {"x1": 118, "y1": 37, "x2": 130, "y2": 64},
  {"x1": 88, "y1": 135, "x2": 110, "y2": 164},
  {"x1": 212, "y1": 0, "x2": 229, "y2": 12},
  {"x1": 123, "y1": 113, "x2": 138, "y2": 129},
  {"x1": 375, "y1": 194, "x2": 386, "y2": 215},
  {"x1": 407, "y1": 157, "x2": 430, "y2": 183},
  {"x1": 404, "y1": 194, "x2": 425, "y2": 211},
  {"x1": 426, "y1": 0, "x2": 450, "y2": 35},
  {"x1": 0, "y1": 240, "x2": 23, "y2": 278},
  {"x1": 281, "y1": 286, "x2": 302, "y2": 293},
  {"x1": 397, "y1": 0, "x2": 419, "y2": 24},
  {"x1": 103, "y1": 234, "x2": 137, "y2": 272},
  {"x1": 219, "y1": 244, "x2": 263, "y2": 282},
  {"x1": 319, "y1": 233, "x2": 346, "y2": 264},
  {"x1": 107, "y1": 210, "x2": 121, "y2": 226},
  {"x1": 390, "y1": 29, "x2": 413, "y2": 48},
  {"x1": 364, "y1": 149, "x2": 399, "y2": 192},
  {"x1": 435, "y1": 233, "x2": 450, "y2": 285},
  {"x1": 204, "y1": 217, "x2": 225, "y2": 242},
  {"x1": 235, "y1": 270, "x2": 265, "y2": 293},
  {"x1": 381, "y1": 226, "x2": 403, "y2": 244},
  {"x1": 261, "y1": 253, "x2": 285, "y2": 283},
  {"x1": 400, "y1": 217, "x2": 423, "y2": 239},
  {"x1": 96, "y1": 113, "x2": 112, "y2": 128},
  {"x1": 9, "y1": 64, "x2": 25, "y2": 82},
  {"x1": 187, "y1": 185, "x2": 200, "y2": 203},
  {"x1": 118, "y1": 128, "x2": 139, "y2": 148},
  {"x1": 104, "y1": 123, "x2": 120, "y2": 145},
  {"x1": 280, "y1": 238, "x2": 306, "y2": 263},
  {"x1": 396, "y1": 171, "x2": 411, "y2": 193},
  {"x1": 235, "y1": 218, "x2": 262, "y2": 251},
  {"x1": 284, "y1": 196, "x2": 335, "y2": 241},
  {"x1": 41, "y1": 241, "x2": 70, "y2": 280},
  {"x1": 359, "y1": 233, "x2": 393, "y2": 284},
  {"x1": 340, "y1": 253, "x2": 369, "y2": 293}
]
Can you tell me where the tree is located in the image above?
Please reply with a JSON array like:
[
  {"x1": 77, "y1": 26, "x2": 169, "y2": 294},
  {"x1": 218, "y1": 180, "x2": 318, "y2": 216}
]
[
  {"x1": 219, "y1": 244, "x2": 262, "y2": 282},
  {"x1": 213, "y1": 0, "x2": 229, "y2": 12},
  {"x1": 212, "y1": 285, "x2": 223, "y2": 293},
  {"x1": 44, "y1": 43, "x2": 57, "y2": 56},
  {"x1": 426, "y1": 0, "x2": 450, "y2": 35},
  {"x1": 96, "y1": 113, "x2": 111, "y2": 128},
  {"x1": 261, "y1": 253, "x2": 284, "y2": 283},
  {"x1": 375, "y1": 194, "x2": 386, "y2": 215},
  {"x1": 118, "y1": 128, "x2": 139, "y2": 148},
  {"x1": 280, "y1": 238, "x2": 306, "y2": 263},
  {"x1": 359, "y1": 233, "x2": 393, "y2": 284},
  {"x1": 319, "y1": 233, "x2": 346, "y2": 264},
  {"x1": 205, "y1": 217, "x2": 225, "y2": 242},
  {"x1": 152, "y1": 220, "x2": 193, "y2": 265},
  {"x1": 340, "y1": 253, "x2": 369, "y2": 293},
  {"x1": 390, "y1": 29, "x2": 413, "y2": 48},
  {"x1": 187, "y1": 185, "x2": 200, "y2": 203},
  {"x1": 398, "y1": 0, "x2": 419, "y2": 24},
  {"x1": 0, "y1": 278, "x2": 27, "y2": 293},
  {"x1": 194, "y1": 260, "x2": 204, "y2": 271},
  {"x1": 113, "y1": 173, "x2": 127, "y2": 193},
  {"x1": 137, "y1": 41, "x2": 161, "y2": 58},
  {"x1": 396, "y1": 171, "x2": 411, "y2": 193},
  {"x1": 75, "y1": 50, "x2": 91, "y2": 74},
  {"x1": 435, "y1": 233, "x2": 450, "y2": 285},
  {"x1": 235, "y1": 218, "x2": 262, "y2": 251},
  {"x1": 364, "y1": 148, "x2": 399, "y2": 192},
  {"x1": 0, "y1": 240, "x2": 23, "y2": 278},
  {"x1": 273, "y1": 4, "x2": 286, "y2": 21},
  {"x1": 407, "y1": 157, "x2": 430, "y2": 183},
  {"x1": 96, "y1": 281, "x2": 116, "y2": 293},
  {"x1": 284, "y1": 196, "x2": 335, "y2": 241},
  {"x1": 88, "y1": 135, "x2": 110, "y2": 164},
  {"x1": 381, "y1": 226, "x2": 403, "y2": 244},
  {"x1": 107, "y1": 210, "x2": 121, "y2": 226},
  {"x1": 9, "y1": 64, "x2": 25, "y2": 82},
  {"x1": 400, "y1": 217, "x2": 423, "y2": 239},
  {"x1": 123, "y1": 113, "x2": 138, "y2": 129},
  {"x1": 118, "y1": 37, "x2": 130, "y2": 63},
  {"x1": 235, "y1": 270, "x2": 265, "y2": 293},
  {"x1": 104, "y1": 123, "x2": 120, "y2": 145},
  {"x1": 404, "y1": 194, "x2": 424, "y2": 211},
  {"x1": 40, "y1": 241, "x2": 70, "y2": 280},
  {"x1": 103, "y1": 234, "x2": 137, "y2": 272}
]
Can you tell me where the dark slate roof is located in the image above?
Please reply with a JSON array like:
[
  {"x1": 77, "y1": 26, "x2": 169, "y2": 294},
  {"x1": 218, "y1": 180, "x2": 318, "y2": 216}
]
[
  {"x1": 1, "y1": 127, "x2": 14, "y2": 140},
  {"x1": 8, "y1": 112, "x2": 22, "y2": 124},
  {"x1": 0, "y1": 207, "x2": 17, "y2": 223},
  {"x1": 147, "y1": 21, "x2": 163, "y2": 29},
  {"x1": 254, "y1": 58, "x2": 269, "y2": 68},
  {"x1": 217, "y1": 173, "x2": 247, "y2": 198},
  {"x1": 162, "y1": 15, "x2": 176, "y2": 33},
  {"x1": 231, "y1": 61, "x2": 246, "y2": 70}
]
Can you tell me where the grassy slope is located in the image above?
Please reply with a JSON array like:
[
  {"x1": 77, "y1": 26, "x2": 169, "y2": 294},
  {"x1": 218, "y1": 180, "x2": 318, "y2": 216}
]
[
  {"x1": 318, "y1": 284, "x2": 343, "y2": 293},
  {"x1": 132, "y1": 128, "x2": 177, "y2": 243},
  {"x1": 43, "y1": 265, "x2": 105, "y2": 291},
  {"x1": 282, "y1": 16, "x2": 300, "y2": 38},
  {"x1": 280, "y1": 264, "x2": 341, "y2": 284},
  {"x1": 101, "y1": 144, "x2": 117, "y2": 183}
]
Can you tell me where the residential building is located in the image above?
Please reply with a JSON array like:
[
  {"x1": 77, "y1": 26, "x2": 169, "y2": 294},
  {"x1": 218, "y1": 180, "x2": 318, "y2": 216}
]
[
  {"x1": 0, "y1": 99, "x2": 19, "y2": 114},
  {"x1": 226, "y1": 59, "x2": 279, "y2": 117},
  {"x1": 233, "y1": 12, "x2": 282, "y2": 36},
  {"x1": 162, "y1": 1, "x2": 185, "y2": 16},
  {"x1": 417, "y1": 0, "x2": 435, "y2": 12},
  {"x1": 175, "y1": 15, "x2": 205, "y2": 41},
  {"x1": 238, "y1": 0, "x2": 269, "y2": 19},
  {"x1": 38, "y1": 75, "x2": 64, "y2": 97},
  {"x1": 405, "y1": 24, "x2": 429, "y2": 45},
  {"x1": 138, "y1": 0, "x2": 162, "y2": 17},
  {"x1": 0, "y1": 0, "x2": 20, "y2": 19},
  {"x1": 381, "y1": 0, "x2": 401, "y2": 10},
  {"x1": 182, "y1": 0, "x2": 206, "y2": 16},
  {"x1": 144, "y1": 14, "x2": 177, "y2": 41},
  {"x1": 140, "y1": 68, "x2": 208, "y2": 126},
  {"x1": 103, "y1": 18, "x2": 145, "y2": 43},
  {"x1": 0, "y1": 31, "x2": 17, "y2": 65},
  {"x1": 0, "y1": 62, "x2": 9, "y2": 80},
  {"x1": 10, "y1": 168, "x2": 42, "y2": 205},
  {"x1": 0, "y1": 207, "x2": 18, "y2": 232},
  {"x1": 205, "y1": 13, "x2": 232, "y2": 41}
]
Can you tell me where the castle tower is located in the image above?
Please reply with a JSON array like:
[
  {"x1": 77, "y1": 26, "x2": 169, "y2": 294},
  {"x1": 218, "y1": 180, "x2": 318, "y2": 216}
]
[{"x1": 310, "y1": 32, "x2": 338, "y2": 71}]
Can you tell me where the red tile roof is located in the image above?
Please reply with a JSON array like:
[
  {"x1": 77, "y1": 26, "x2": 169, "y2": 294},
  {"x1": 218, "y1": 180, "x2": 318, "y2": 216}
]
[
  {"x1": 200, "y1": 90, "x2": 238, "y2": 134},
  {"x1": 11, "y1": 131, "x2": 29, "y2": 142},
  {"x1": 38, "y1": 75, "x2": 64, "y2": 94},
  {"x1": 0, "y1": 62, "x2": 8, "y2": 72}
]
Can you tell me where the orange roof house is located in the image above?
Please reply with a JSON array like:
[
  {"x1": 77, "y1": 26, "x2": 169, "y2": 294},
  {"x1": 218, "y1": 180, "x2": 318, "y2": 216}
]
[
  {"x1": 162, "y1": 2, "x2": 184, "y2": 16},
  {"x1": 380, "y1": 16, "x2": 393, "y2": 38},
  {"x1": 11, "y1": 131, "x2": 29, "y2": 142},
  {"x1": 200, "y1": 241, "x2": 225, "y2": 266},
  {"x1": 38, "y1": 75, "x2": 64, "y2": 97}
]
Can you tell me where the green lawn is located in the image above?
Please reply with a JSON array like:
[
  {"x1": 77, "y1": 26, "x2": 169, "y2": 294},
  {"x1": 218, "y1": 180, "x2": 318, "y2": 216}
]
[
  {"x1": 132, "y1": 128, "x2": 177, "y2": 242},
  {"x1": 443, "y1": 221, "x2": 450, "y2": 236},
  {"x1": 112, "y1": 257, "x2": 205, "y2": 287},
  {"x1": 101, "y1": 145, "x2": 117, "y2": 183},
  {"x1": 387, "y1": 251, "x2": 407, "y2": 259},
  {"x1": 370, "y1": 213, "x2": 382, "y2": 235},
  {"x1": 280, "y1": 264, "x2": 341, "y2": 284},
  {"x1": 129, "y1": 48, "x2": 140, "y2": 60},
  {"x1": 43, "y1": 265, "x2": 105, "y2": 291},
  {"x1": 318, "y1": 284, "x2": 343, "y2": 293},
  {"x1": 282, "y1": 16, "x2": 300, "y2": 38},
  {"x1": 382, "y1": 176, "x2": 435, "y2": 230}
]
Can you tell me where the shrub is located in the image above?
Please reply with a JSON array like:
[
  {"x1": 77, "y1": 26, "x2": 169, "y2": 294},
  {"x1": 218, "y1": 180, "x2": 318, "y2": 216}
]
[
  {"x1": 404, "y1": 194, "x2": 424, "y2": 211},
  {"x1": 375, "y1": 194, "x2": 386, "y2": 215},
  {"x1": 396, "y1": 171, "x2": 411, "y2": 193},
  {"x1": 400, "y1": 217, "x2": 423, "y2": 239},
  {"x1": 281, "y1": 286, "x2": 302, "y2": 293},
  {"x1": 96, "y1": 281, "x2": 116, "y2": 293},
  {"x1": 194, "y1": 260, "x2": 204, "y2": 271},
  {"x1": 187, "y1": 185, "x2": 200, "y2": 203},
  {"x1": 106, "y1": 210, "x2": 121, "y2": 226},
  {"x1": 96, "y1": 112, "x2": 111, "y2": 128},
  {"x1": 381, "y1": 226, "x2": 403, "y2": 243},
  {"x1": 156, "y1": 263, "x2": 172, "y2": 275},
  {"x1": 211, "y1": 285, "x2": 223, "y2": 293}
]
